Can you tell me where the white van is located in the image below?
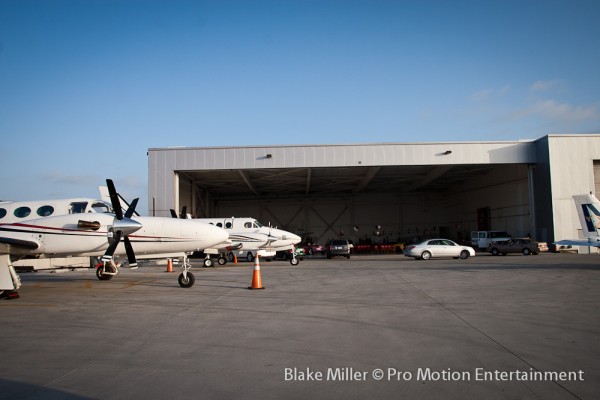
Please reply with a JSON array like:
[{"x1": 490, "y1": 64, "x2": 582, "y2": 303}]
[{"x1": 470, "y1": 231, "x2": 511, "y2": 249}]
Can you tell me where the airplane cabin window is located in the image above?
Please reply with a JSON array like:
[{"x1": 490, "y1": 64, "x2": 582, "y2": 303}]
[
  {"x1": 216, "y1": 223, "x2": 223, "y2": 227},
  {"x1": 14, "y1": 206, "x2": 31, "y2": 218},
  {"x1": 225, "y1": 222, "x2": 232, "y2": 229},
  {"x1": 37, "y1": 205, "x2": 54, "y2": 217},
  {"x1": 244, "y1": 222, "x2": 252, "y2": 228},
  {"x1": 0, "y1": 208, "x2": 6, "y2": 219},
  {"x1": 69, "y1": 202, "x2": 88, "y2": 214}
]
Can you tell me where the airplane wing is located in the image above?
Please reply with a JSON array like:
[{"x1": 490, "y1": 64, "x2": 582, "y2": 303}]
[{"x1": 554, "y1": 239, "x2": 600, "y2": 248}]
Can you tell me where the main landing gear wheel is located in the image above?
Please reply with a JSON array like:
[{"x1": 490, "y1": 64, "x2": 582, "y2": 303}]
[
  {"x1": 203, "y1": 258, "x2": 213, "y2": 268},
  {"x1": 178, "y1": 272, "x2": 195, "y2": 288},
  {"x1": 290, "y1": 257, "x2": 299, "y2": 266},
  {"x1": 96, "y1": 264, "x2": 115, "y2": 280},
  {"x1": 218, "y1": 256, "x2": 227, "y2": 266}
]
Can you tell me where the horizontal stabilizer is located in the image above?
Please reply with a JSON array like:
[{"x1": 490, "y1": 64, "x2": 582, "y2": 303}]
[{"x1": 555, "y1": 238, "x2": 600, "y2": 248}]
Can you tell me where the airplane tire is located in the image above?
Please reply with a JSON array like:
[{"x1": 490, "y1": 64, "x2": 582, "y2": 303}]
[
  {"x1": 96, "y1": 265, "x2": 114, "y2": 281},
  {"x1": 218, "y1": 257, "x2": 227, "y2": 266},
  {"x1": 178, "y1": 272, "x2": 195, "y2": 288},
  {"x1": 203, "y1": 258, "x2": 213, "y2": 268},
  {"x1": 290, "y1": 258, "x2": 299, "y2": 266}
]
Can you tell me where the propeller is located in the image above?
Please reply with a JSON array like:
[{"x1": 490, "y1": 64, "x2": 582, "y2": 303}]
[
  {"x1": 169, "y1": 206, "x2": 190, "y2": 219},
  {"x1": 101, "y1": 179, "x2": 142, "y2": 267}
]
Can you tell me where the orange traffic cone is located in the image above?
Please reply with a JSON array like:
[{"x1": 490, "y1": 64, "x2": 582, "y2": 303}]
[
  {"x1": 166, "y1": 259, "x2": 173, "y2": 273},
  {"x1": 248, "y1": 255, "x2": 265, "y2": 290},
  {"x1": 233, "y1": 254, "x2": 238, "y2": 264}
]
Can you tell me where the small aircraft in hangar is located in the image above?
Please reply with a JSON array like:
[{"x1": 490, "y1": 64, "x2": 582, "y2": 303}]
[{"x1": 0, "y1": 180, "x2": 229, "y2": 299}]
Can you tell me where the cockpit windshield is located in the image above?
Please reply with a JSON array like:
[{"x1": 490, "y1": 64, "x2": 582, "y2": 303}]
[
  {"x1": 253, "y1": 220, "x2": 263, "y2": 228},
  {"x1": 69, "y1": 202, "x2": 88, "y2": 214},
  {"x1": 91, "y1": 201, "x2": 113, "y2": 214}
]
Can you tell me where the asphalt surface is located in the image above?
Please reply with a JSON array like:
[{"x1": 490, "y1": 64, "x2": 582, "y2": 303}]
[{"x1": 1, "y1": 253, "x2": 599, "y2": 400}]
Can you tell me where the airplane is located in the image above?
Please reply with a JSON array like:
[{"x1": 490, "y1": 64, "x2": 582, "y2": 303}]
[
  {"x1": 0, "y1": 195, "x2": 115, "y2": 271},
  {"x1": 170, "y1": 209, "x2": 302, "y2": 266},
  {"x1": 554, "y1": 193, "x2": 600, "y2": 248},
  {"x1": 199, "y1": 217, "x2": 302, "y2": 265},
  {"x1": 0, "y1": 180, "x2": 229, "y2": 299}
]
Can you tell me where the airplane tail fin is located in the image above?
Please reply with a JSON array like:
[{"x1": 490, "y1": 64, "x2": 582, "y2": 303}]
[{"x1": 573, "y1": 194, "x2": 600, "y2": 237}]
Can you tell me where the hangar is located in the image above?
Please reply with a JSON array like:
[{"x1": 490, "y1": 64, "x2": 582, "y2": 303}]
[{"x1": 148, "y1": 134, "x2": 600, "y2": 248}]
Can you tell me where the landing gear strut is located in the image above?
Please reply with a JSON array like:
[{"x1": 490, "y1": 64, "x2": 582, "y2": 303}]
[
  {"x1": 178, "y1": 255, "x2": 195, "y2": 288},
  {"x1": 290, "y1": 252, "x2": 299, "y2": 266},
  {"x1": 96, "y1": 259, "x2": 119, "y2": 281}
]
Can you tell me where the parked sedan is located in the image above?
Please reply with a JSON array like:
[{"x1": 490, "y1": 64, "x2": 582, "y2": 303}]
[{"x1": 404, "y1": 239, "x2": 475, "y2": 260}]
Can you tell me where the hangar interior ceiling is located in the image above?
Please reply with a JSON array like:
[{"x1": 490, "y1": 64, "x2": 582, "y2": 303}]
[{"x1": 178, "y1": 164, "x2": 499, "y2": 199}]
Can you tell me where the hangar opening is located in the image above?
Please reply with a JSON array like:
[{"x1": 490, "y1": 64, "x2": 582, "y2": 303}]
[{"x1": 172, "y1": 163, "x2": 532, "y2": 246}]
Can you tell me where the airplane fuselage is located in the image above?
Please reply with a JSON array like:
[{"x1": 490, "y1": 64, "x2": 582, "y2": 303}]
[{"x1": 0, "y1": 213, "x2": 229, "y2": 259}]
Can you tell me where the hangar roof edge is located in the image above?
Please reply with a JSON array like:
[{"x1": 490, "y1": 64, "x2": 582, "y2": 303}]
[{"x1": 148, "y1": 139, "x2": 536, "y2": 152}]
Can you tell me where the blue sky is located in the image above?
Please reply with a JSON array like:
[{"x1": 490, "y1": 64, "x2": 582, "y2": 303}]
[{"x1": 1, "y1": 0, "x2": 599, "y2": 214}]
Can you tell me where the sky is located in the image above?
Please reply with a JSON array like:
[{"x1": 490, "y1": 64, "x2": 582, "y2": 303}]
[{"x1": 1, "y1": 0, "x2": 599, "y2": 214}]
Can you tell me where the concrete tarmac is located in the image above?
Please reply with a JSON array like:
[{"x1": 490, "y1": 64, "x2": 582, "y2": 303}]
[{"x1": 1, "y1": 253, "x2": 599, "y2": 399}]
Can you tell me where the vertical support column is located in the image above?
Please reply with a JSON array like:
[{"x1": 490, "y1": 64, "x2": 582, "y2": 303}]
[
  {"x1": 528, "y1": 164, "x2": 537, "y2": 239},
  {"x1": 173, "y1": 172, "x2": 180, "y2": 219}
]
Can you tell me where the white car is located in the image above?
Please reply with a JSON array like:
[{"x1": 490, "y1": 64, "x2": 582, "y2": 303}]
[{"x1": 404, "y1": 239, "x2": 475, "y2": 260}]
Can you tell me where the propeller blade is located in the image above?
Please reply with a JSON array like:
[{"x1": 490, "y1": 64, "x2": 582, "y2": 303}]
[
  {"x1": 124, "y1": 198, "x2": 139, "y2": 219},
  {"x1": 106, "y1": 179, "x2": 123, "y2": 220},
  {"x1": 102, "y1": 230, "x2": 123, "y2": 261},
  {"x1": 124, "y1": 236, "x2": 137, "y2": 267},
  {"x1": 170, "y1": 209, "x2": 178, "y2": 218}
]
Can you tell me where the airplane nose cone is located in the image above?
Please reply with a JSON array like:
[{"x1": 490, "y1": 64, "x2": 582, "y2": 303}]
[
  {"x1": 209, "y1": 224, "x2": 229, "y2": 243},
  {"x1": 113, "y1": 217, "x2": 142, "y2": 236}
]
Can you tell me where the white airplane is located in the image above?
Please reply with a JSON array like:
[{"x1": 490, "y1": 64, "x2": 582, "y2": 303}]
[
  {"x1": 200, "y1": 217, "x2": 302, "y2": 265},
  {"x1": 0, "y1": 180, "x2": 229, "y2": 299},
  {"x1": 170, "y1": 210, "x2": 302, "y2": 265},
  {"x1": 0, "y1": 195, "x2": 115, "y2": 271},
  {"x1": 555, "y1": 193, "x2": 600, "y2": 248}
]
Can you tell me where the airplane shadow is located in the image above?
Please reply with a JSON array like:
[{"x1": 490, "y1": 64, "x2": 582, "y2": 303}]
[{"x1": 0, "y1": 378, "x2": 93, "y2": 400}]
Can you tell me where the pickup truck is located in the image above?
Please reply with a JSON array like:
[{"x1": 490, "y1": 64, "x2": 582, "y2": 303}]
[{"x1": 487, "y1": 238, "x2": 548, "y2": 256}]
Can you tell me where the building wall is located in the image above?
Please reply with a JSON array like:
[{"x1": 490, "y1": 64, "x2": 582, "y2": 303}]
[{"x1": 547, "y1": 134, "x2": 600, "y2": 243}]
